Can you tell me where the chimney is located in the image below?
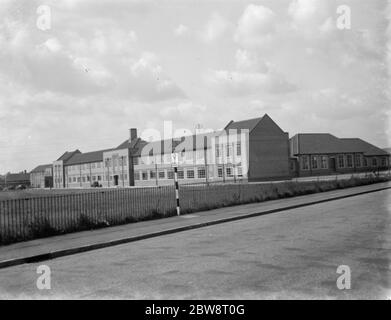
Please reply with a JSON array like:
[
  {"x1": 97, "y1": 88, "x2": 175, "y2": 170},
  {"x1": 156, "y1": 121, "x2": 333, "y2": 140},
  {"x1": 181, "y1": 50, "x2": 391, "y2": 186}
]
[{"x1": 129, "y1": 128, "x2": 137, "y2": 142}]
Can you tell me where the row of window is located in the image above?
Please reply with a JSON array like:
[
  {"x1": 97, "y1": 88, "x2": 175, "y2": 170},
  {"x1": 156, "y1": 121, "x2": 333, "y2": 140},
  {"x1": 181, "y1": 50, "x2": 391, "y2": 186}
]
[
  {"x1": 301, "y1": 155, "x2": 388, "y2": 170},
  {"x1": 134, "y1": 166, "x2": 243, "y2": 181},
  {"x1": 215, "y1": 142, "x2": 242, "y2": 157},
  {"x1": 68, "y1": 174, "x2": 128, "y2": 183}
]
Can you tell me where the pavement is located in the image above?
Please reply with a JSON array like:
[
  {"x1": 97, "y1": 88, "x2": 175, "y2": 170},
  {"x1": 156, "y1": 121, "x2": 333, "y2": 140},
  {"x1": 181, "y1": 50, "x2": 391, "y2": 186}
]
[
  {"x1": 0, "y1": 181, "x2": 390, "y2": 269},
  {"x1": 0, "y1": 184, "x2": 389, "y2": 299}
]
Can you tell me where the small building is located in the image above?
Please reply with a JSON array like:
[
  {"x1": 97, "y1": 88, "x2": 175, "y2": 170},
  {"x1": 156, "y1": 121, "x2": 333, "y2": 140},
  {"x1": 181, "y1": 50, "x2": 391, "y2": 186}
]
[
  {"x1": 2, "y1": 172, "x2": 30, "y2": 188},
  {"x1": 30, "y1": 164, "x2": 53, "y2": 188},
  {"x1": 289, "y1": 133, "x2": 390, "y2": 177}
]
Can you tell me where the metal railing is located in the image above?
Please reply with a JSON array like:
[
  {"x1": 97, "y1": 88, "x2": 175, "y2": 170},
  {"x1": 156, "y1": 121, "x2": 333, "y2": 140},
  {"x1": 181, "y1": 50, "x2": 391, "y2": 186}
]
[{"x1": 0, "y1": 173, "x2": 389, "y2": 245}]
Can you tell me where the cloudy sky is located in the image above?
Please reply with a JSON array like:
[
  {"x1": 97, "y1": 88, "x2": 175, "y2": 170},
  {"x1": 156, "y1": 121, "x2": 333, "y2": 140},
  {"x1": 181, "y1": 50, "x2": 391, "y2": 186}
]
[{"x1": 0, "y1": 0, "x2": 390, "y2": 173}]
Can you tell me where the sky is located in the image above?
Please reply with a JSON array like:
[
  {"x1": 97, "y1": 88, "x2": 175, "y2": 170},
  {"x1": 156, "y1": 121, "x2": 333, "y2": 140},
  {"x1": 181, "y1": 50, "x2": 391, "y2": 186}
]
[{"x1": 0, "y1": 0, "x2": 390, "y2": 173}]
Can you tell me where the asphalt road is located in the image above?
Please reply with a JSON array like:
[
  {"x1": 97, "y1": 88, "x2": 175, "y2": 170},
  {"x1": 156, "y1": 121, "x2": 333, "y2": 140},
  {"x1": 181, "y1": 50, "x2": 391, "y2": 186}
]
[{"x1": 0, "y1": 189, "x2": 390, "y2": 299}]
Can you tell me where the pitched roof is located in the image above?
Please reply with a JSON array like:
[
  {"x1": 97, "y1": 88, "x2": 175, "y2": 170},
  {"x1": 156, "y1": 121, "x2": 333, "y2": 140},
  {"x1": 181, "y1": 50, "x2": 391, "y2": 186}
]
[
  {"x1": 5, "y1": 173, "x2": 30, "y2": 183},
  {"x1": 31, "y1": 164, "x2": 52, "y2": 173},
  {"x1": 224, "y1": 117, "x2": 263, "y2": 132},
  {"x1": 65, "y1": 149, "x2": 115, "y2": 165},
  {"x1": 57, "y1": 149, "x2": 81, "y2": 162},
  {"x1": 291, "y1": 133, "x2": 389, "y2": 156}
]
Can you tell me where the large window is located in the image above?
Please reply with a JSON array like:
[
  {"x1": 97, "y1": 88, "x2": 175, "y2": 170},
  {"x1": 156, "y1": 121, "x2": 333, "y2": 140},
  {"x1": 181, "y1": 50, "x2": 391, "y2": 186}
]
[
  {"x1": 346, "y1": 154, "x2": 353, "y2": 168},
  {"x1": 321, "y1": 156, "x2": 328, "y2": 169},
  {"x1": 150, "y1": 171, "x2": 156, "y2": 179},
  {"x1": 381, "y1": 157, "x2": 387, "y2": 167},
  {"x1": 142, "y1": 171, "x2": 148, "y2": 180},
  {"x1": 178, "y1": 170, "x2": 184, "y2": 179},
  {"x1": 197, "y1": 167, "x2": 206, "y2": 178},
  {"x1": 372, "y1": 158, "x2": 377, "y2": 167},
  {"x1": 363, "y1": 157, "x2": 368, "y2": 167},
  {"x1": 226, "y1": 167, "x2": 233, "y2": 177},
  {"x1": 186, "y1": 170, "x2": 195, "y2": 179},
  {"x1": 218, "y1": 167, "x2": 223, "y2": 177},
  {"x1": 301, "y1": 156, "x2": 309, "y2": 170},
  {"x1": 237, "y1": 166, "x2": 243, "y2": 177},
  {"x1": 237, "y1": 142, "x2": 241, "y2": 156},
  {"x1": 159, "y1": 171, "x2": 165, "y2": 179},
  {"x1": 167, "y1": 170, "x2": 174, "y2": 179},
  {"x1": 355, "y1": 154, "x2": 361, "y2": 167},
  {"x1": 226, "y1": 144, "x2": 232, "y2": 157},
  {"x1": 311, "y1": 156, "x2": 318, "y2": 169},
  {"x1": 215, "y1": 144, "x2": 220, "y2": 157},
  {"x1": 338, "y1": 155, "x2": 345, "y2": 168},
  {"x1": 134, "y1": 172, "x2": 140, "y2": 180}
]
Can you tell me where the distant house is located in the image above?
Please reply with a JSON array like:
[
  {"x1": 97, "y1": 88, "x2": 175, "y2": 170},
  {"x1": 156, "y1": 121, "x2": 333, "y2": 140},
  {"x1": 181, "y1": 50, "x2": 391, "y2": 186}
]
[
  {"x1": 289, "y1": 133, "x2": 390, "y2": 177},
  {"x1": 2, "y1": 172, "x2": 31, "y2": 188},
  {"x1": 30, "y1": 164, "x2": 53, "y2": 188}
]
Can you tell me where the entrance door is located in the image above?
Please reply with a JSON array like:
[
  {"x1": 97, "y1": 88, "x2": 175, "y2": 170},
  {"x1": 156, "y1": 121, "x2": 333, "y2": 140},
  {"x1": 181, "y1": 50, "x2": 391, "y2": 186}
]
[
  {"x1": 329, "y1": 157, "x2": 336, "y2": 172},
  {"x1": 114, "y1": 175, "x2": 119, "y2": 186}
]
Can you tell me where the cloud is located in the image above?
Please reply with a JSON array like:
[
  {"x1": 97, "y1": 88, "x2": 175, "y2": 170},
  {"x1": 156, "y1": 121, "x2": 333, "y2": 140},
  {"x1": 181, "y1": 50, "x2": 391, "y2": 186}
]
[
  {"x1": 174, "y1": 24, "x2": 189, "y2": 37},
  {"x1": 202, "y1": 13, "x2": 228, "y2": 42},
  {"x1": 206, "y1": 68, "x2": 296, "y2": 96},
  {"x1": 234, "y1": 4, "x2": 277, "y2": 48}
]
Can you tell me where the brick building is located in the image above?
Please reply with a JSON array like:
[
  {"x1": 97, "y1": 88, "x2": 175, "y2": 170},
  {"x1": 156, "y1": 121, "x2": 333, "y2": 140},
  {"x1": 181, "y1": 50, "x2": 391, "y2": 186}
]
[
  {"x1": 289, "y1": 133, "x2": 390, "y2": 177},
  {"x1": 30, "y1": 164, "x2": 53, "y2": 188},
  {"x1": 47, "y1": 114, "x2": 290, "y2": 188}
]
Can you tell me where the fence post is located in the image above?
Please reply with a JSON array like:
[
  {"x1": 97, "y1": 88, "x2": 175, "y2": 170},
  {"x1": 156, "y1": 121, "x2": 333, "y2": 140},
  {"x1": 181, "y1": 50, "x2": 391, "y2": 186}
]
[{"x1": 174, "y1": 166, "x2": 180, "y2": 216}]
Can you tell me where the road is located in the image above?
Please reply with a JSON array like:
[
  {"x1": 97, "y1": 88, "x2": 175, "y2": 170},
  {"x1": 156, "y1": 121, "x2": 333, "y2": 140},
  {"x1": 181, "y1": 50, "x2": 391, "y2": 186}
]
[{"x1": 0, "y1": 189, "x2": 390, "y2": 299}]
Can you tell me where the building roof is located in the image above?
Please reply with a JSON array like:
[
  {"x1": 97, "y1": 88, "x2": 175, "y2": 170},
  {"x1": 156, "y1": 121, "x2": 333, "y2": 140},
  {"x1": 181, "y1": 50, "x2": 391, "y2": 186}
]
[
  {"x1": 291, "y1": 133, "x2": 389, "y2": 156},
  {"x1": 224, "y1": 117, "x2": 263, "y2": 132},
  {"x1": 224, "y1": 114, "x2": 285, "y2": 134},
  {"x1": 65, "y1": 149, "x2": 115, "y2": 165},
  {"x1": 31, "y1": 164, "x2": 52, "y2": 173},
  {"x1": 57, "y1": 149, "x2": 81, "y2": 163},
  {"x1": 5, "y1": 173, "x2": 30, "y2": 183}
]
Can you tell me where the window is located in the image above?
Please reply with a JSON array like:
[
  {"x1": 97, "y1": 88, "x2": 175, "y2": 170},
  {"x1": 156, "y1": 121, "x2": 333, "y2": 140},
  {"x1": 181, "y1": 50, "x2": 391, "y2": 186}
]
[
  {"x1": 338, "y1": 155, "x2": 345, "y2": 168},
  {"x1": 150, "y1": 171, "x2": 156, "y2": 179},
  {"x1": 73, "y1": 177, "x2": 76, "y2": 182},
  {"x1": 159, "y1": 171, "x2": 165, "y2": 179},
  {"x1": 237, "y1": 142, "x2": 241, "y2": 156},
  {"x1": 91, "y1": 163, "x2": 95, "y2": 169},
  {"x1": 98, "y1": 175, "x2": 101, "y2": 181},
  {"x1": 218, "y1": 167, "x2": 223, "y2": 177},
  {"x1": 381, "y1": 157, "x2": 387, "y2": 167},
  {"x1": 97, "y1": 162, "x2": 101, "y2": 168},
  {"x1": 92, "y1": 176, "x2": 96, "y2": 181},
  {"x1": 77, "y1": 177, "x2": 81, "y2": 182},
  {"x1": 167, "y1": 170, "x2": 174, "y2": 179},
  {"x1": 226, "y1": 167, "x2": 233, "y2": 177},
  {"x1": 311, "y1": 156, "x2": 318, "y2": 169},
  {"x1": 197, "y1": 168, "x2": 206, "y2": 179},
  {"x1": 186, "y1": 170, "x2": 195, "y2": 179},
  {"x1": 301, "y1": 156, "x2": 309, "y2": 170},
  {"x1": 355, "y1": 154, "x2": 361, "y2": 167},
  {"x1": 215, "y1": 144, "x2": 220, "y2": 157},
  {"x1": 133, "y1": 157, "x2": 139, "y2": 165},
  {"x1": 142, "y1": 171, "x2": 148, "y2": 180},
  {"x1": 321, "y1": 156, "x2": 328, "y2": 169},
  {"x1": 226, "y1": 144, "x2": 232, "y2": 157},
  {"x1": 82, "y1": 177, "x2": 86, "y2": 182},
  {"x1": 69, "y1": 177, "x2": 72, "y2": 183},
  {"x1": 346, "y1": 155, "x2": 353, "y2": 168},
  {"x1": 372, "y1": 158, "x2": 377, "y2": 167},
  {"x1": 178, "y1": 170, "x2": 184, "y2": 179},
  {"x1": 87, "y1": 176, "x2": 90, "y2": 182},
  {"x1": 363, "y1": 157, "x2": 368, "y2": 167},
  {"x1": 237, "y1": 166, "x2": 243, "y2": 177},
  {"x1": 197, "y1": 150, "x2": 204, "y2": 160}
]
